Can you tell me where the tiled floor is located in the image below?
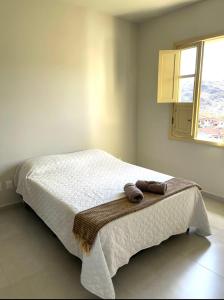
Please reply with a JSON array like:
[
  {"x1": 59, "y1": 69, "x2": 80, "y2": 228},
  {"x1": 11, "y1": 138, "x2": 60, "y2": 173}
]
[{"x1": 0, "y1": 197, "x2": 223, "y2": 299}]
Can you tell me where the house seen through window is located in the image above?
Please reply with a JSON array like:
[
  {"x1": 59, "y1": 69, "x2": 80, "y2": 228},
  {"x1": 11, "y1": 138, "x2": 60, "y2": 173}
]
[
  {"x1": 197, "y1": 38, "x2": 224, "y2": 143},
  {"x1": 179, "y1": 37, "x2": 224, "y2": 144}
]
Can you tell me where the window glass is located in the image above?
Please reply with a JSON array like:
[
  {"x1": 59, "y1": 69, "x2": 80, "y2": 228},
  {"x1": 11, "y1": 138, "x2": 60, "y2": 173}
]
[
  {"x1": 197, "y1": 38, "x2": 224, "y2": 143},
  {"x1": 179, "y1": 77, "x2": 195, "y2": 103},
  {"x1": 180, "y1": 47, "x2": 197, "y2": 76}
]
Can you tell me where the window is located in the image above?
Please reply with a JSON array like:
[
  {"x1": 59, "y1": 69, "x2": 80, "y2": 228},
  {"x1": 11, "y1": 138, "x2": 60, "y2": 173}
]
[
  {"x1": 157, "y1": 34, "x2": 224, "y2": 146},
  {"x1": 179, "y1": 47, "x2": 197, "y2": 103},
  {"x1": 197, "y1": 38, "x2": 224, "y2": 144}
]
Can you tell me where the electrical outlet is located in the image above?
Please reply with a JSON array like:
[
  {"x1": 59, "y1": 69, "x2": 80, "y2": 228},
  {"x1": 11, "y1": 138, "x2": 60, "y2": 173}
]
[{"x1": 5, "y1": 180, "x2": 13, "y2": 190}]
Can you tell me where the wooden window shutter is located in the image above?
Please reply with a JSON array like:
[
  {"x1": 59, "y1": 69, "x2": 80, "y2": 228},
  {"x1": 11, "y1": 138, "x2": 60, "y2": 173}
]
[
  {"x1": 157, "y1": 50, "x2": 180, "y2": 103},
  {"x1": 171, "y1": 103, "x2": 194, "y2": 139}
]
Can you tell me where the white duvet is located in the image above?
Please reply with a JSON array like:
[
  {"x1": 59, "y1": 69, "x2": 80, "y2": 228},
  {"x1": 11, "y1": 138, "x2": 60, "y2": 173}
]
[{"x1": 15, "y1": 149, "x2": 211, "y2": 299}]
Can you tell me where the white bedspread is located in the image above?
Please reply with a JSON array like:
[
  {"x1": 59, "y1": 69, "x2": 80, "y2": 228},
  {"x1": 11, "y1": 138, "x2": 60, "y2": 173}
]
[{"x1": 15, "y1": 149, "x2": 211, "y2": 299}]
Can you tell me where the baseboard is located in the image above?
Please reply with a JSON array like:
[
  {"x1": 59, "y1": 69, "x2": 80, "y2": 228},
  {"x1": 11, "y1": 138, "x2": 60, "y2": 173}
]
[
  {"x1": 202, "y1": 191, "x2": 224, "y2": 203},
  {"x1": 0, "y1": 192, "x2": 22, "y2": 209},
  {"x1": 0, "y1": 201, "x2": 22, "y2": 211}
]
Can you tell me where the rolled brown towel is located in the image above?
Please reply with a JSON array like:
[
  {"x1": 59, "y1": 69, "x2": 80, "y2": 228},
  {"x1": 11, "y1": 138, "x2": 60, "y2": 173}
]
[
  {"x1": 124, "y1": 183, "x2": 144, "y2": 203},
  {"x1": 136, "y1": 180, "x2": 167, "y2": 195}
]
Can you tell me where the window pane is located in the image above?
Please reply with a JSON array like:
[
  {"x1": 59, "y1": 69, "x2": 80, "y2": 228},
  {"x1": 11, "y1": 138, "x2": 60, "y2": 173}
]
[
  {"x1": 179, "y1": 77, "x2": 195, "y2": 103},
  {"x1": 180, "y1": 47, "x2": 197, "y2": 76},
  {"x1": 197, "y1": 38, "x2": 224, "y2": 143}
]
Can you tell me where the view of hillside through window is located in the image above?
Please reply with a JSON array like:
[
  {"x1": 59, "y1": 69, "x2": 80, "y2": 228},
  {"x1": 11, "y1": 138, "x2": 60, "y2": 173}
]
[
  {"x1": 197, "y1": 38, "x2": 224, "y2": 143},
  {"x1": 179, "y1": 47, "x2": 197, "y2": 103},
  {"x1": 181, "y1": 38, "x2": 224, "y2": 143}
]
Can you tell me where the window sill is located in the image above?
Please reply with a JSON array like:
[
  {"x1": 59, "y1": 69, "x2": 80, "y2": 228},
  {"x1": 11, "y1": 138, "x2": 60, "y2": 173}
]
[
  {"x1": 169, "y1": 134, "x2": 224, "y2": 148},
  {"x1": 194, "y1": 138, "x2": 224, "y2": 148}
]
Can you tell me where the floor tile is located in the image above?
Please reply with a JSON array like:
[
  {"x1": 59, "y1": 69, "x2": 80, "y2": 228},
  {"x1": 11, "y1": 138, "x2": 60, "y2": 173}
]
[
  {"x1": 0, "y1": 198, "x2": 223, "y2": 299},
  {"x1": 0, "y1": 265, "x2": 10, "y2": 290}
]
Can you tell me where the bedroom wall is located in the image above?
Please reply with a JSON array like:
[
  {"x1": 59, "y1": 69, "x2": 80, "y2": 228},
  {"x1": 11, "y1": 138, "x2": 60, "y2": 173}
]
[
  {"x1": 137, "y1": 0, "x2": 224, "y2": 198},
  {"x1": 0, "y1": 0, "x2": 137, "y2": 207}
]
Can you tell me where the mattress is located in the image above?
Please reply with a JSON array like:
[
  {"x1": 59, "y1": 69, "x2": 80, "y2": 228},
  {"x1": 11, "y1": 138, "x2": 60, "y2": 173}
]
[{"x1": 15, "y1": 149, "x2": 211, "y2": 299}]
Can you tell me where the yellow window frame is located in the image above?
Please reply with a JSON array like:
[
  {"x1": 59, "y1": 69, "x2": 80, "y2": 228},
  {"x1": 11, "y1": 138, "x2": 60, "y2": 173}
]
[{"x1": 170, "y1": 33, "x2": 224, "y2": 148}]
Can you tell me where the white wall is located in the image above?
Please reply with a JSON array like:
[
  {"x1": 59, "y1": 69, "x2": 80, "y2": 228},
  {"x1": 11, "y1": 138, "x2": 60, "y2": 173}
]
[
  {"x1": 2, "y1": 0, "x2": 223, "y2": 207},
  {"x1": 137, "y1": 0, "x2": 224, "y2": 197},
  {"x1": 0, "y1": 0, "x2": 137, "y2": 207}
]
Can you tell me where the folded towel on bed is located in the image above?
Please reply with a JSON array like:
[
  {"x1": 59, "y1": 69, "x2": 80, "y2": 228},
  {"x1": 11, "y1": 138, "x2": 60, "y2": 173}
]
[
  {"x1": 136, "y1": 180, "x2": 167, "y2": 195},
  {"x1": 73, "y1": 178, "x2": 201, "y2": 254},
  {"x1": 124, "y1": 183, "x2": 144, "y2": 203}
]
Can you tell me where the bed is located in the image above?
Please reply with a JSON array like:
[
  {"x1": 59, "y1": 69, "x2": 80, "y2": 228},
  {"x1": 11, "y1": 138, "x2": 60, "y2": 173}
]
[{"x1": 15, "y1": 149, "x2": 211, "y2": 299}]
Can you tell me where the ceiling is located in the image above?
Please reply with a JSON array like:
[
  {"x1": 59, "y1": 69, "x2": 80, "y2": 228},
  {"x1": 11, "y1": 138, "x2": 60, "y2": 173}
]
[{"x1": 64, "y1": 0, "x2": 203, "y2": 22}]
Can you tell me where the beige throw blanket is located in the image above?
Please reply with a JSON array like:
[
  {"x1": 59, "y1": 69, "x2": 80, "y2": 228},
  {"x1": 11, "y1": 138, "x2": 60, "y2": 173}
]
[{"x1": 73, "y1": 178, "x2": 201, "y2": 253}]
